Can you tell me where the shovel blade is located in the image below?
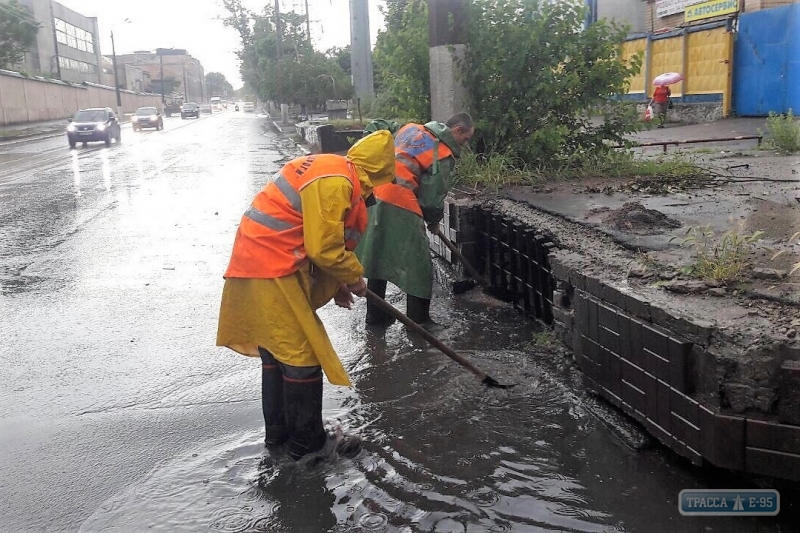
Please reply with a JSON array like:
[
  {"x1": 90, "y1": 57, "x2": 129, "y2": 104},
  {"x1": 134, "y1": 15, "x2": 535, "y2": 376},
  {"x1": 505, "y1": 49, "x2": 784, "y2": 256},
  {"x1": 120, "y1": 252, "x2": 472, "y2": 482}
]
[{"x1": 481, "y1": 375, "x2": 516, "y2": 389}]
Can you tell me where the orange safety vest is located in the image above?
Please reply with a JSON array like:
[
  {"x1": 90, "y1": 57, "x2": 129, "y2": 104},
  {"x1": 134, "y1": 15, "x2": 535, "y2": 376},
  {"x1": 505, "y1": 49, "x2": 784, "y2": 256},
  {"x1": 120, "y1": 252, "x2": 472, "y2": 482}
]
[
  {"x1": 373, "y1": 123, "x2": 453, "y2": 216},
  {"x1": 224, "y1": 154, "x2": 367, "y2": 279}
]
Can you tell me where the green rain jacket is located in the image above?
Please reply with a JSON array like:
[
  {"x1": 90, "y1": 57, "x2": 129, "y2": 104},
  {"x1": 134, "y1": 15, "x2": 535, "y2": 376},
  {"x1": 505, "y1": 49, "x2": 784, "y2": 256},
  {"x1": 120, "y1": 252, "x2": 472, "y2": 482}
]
[{"x1": 355, "y1": 121, "x2": 462, "y2": 299}]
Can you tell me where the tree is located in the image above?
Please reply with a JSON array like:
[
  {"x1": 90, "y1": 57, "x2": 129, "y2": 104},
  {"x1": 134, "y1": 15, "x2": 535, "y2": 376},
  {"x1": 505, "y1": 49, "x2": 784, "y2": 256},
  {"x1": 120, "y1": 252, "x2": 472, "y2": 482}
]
[
  {"x1": 222, "y1": 2, "x2": 352, "y2": 109},
  {"x1": 371, "y1": 0, "x2": 429, "y2": 119},
  {"x1": 461, "y1": 0, "x2": 642, "y2": 166},
  {"x1": 0, "y1": 0, "x2": 40, "y2": 70},
  {"x1": 206, "y1": 72, "x2": 234, "y2": 97},
  {"x1": 325, "y1": 46, "x2": 350, "y2": 76}
]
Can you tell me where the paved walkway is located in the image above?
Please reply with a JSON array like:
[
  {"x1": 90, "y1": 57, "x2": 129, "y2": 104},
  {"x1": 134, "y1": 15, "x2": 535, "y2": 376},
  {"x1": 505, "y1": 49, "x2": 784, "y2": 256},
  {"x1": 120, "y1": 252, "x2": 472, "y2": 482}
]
[{"x1": 0, "y1": 119, "x2": 67, "y2": 141}]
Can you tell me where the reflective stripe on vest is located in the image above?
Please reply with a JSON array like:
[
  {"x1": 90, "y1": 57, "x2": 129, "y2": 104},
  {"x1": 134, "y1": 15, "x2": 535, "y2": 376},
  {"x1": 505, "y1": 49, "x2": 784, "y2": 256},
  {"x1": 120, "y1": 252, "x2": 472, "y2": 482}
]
[
  {"x1": 373, "y1": 123, "x2": 453, "y2": 216},
  {"x1": 224, "y1": 154, "x2": 367, "y2": 279}
]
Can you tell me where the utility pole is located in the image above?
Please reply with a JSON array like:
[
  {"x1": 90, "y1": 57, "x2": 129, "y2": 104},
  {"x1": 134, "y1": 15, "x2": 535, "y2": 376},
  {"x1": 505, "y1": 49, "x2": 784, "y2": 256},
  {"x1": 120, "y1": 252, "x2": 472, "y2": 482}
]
[
  {"x1": 159, "y1": 53, "x2": 165, "y2": 104},
  {"x1": 183, "y1": 66, "x2": 188, "y2": 102},
  {"x1": 349, "y1": 0, "x2": 374, "y2": 100},
  {"x1": 111, "y1": 31, "x2": 122, "y2": 117},
  {"x1": 49, "y1": 1, "x2": 62, "y2": 79},
  {"x1": 304, "y1": 0, "x2": 310, "y2": 43},
  {"x1": 275, "y1": 0, "x2": 288, "y2": 125}
]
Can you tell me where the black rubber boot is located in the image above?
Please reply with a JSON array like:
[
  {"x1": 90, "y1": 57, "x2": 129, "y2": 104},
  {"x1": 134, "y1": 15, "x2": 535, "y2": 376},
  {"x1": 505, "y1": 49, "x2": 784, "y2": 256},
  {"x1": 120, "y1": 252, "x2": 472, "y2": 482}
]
[
  {"x1": 406, "y1": 294, "x2": 433, "y2": 324},
  {"x1": 259, "y1": 348, "x2": 288, "y2": 446},
  {"x1": 282, "y1": 365, "x2": 327, "y2": 461},
  {"x1": 406, "y1": 295, "x2": 446, "y2": 332},
  {"x1": 365, "y1": 278, "x2": 395, "y2": 326}
]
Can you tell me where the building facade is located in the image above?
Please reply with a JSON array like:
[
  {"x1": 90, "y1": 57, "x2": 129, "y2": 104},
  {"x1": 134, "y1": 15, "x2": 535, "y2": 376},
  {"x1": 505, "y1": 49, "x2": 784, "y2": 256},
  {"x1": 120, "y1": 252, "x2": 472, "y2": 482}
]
[
  {"x1": 13, "y1": 0, "x2": 103, "y2": 83},
  {"x1": 646, "y1": 0, "x2": 797, "y2": 32},
  {"x1": 586, "y1": 0, "x2": 648, "y2": 32},
  {"x1": 113, "y1": 49, "x2": 206, "y2": 103}
]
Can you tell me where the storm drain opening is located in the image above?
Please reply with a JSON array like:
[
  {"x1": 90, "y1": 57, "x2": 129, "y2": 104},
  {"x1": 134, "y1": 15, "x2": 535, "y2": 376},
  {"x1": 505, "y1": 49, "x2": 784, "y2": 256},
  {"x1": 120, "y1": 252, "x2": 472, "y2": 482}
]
[{"x1": 474, "y1": 208, "x2": 557, "y2": 325}]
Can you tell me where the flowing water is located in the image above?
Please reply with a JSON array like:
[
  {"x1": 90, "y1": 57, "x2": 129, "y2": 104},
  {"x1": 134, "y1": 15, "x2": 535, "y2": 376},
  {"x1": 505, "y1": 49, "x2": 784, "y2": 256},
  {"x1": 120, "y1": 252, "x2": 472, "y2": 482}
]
[{"x1": 77, "y1": 290, "x2": 797, "y2": 533}]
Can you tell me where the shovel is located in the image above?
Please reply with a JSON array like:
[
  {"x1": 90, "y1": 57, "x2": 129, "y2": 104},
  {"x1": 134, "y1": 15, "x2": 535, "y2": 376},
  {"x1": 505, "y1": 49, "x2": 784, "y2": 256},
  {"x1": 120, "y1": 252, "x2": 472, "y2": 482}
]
[
  {"x1": 432, "y1": 227, "x2": 492, "y2": 294},
  {"x1": 365, "y1": 289, "x2": 514, "y2": 389}
]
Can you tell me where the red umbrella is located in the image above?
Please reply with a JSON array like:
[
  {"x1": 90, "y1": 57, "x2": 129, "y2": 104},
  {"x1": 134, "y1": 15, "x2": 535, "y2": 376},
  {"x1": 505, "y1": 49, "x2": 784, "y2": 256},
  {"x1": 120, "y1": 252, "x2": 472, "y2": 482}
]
[{"x1": 653, "y1": 72, "x2": 684, "y2": 86}]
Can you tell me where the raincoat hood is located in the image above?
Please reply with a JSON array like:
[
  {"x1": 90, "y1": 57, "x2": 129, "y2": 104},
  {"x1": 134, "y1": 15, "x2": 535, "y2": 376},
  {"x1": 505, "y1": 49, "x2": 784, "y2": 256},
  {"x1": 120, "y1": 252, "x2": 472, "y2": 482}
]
[
  {"x1": 424, "y1": 121, "x2": 462, "y2": 158},
  {"x1": 346, "y1": 130, "x2": 395, "y2": 198}
]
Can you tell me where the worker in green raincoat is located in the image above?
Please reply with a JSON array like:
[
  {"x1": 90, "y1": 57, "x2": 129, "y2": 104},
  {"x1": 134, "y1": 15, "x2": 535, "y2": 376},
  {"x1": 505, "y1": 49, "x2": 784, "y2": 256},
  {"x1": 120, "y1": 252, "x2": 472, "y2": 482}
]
[{"x1": 356, "y1": 113, "x2": 475, "y2": 328}]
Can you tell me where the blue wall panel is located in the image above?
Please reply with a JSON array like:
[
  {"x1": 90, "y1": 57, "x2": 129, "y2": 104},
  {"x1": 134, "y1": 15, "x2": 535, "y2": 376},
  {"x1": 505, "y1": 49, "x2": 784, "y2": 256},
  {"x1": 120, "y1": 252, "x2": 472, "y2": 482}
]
[{"x1": 733, "y1": 4, "x2": 800, "y2": 116}]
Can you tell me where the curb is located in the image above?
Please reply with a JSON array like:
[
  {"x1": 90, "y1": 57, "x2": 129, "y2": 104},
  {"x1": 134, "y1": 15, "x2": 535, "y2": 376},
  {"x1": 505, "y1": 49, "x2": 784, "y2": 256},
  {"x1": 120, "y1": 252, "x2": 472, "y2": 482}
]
[
  {"x1": 268, "y1": 119, "x2": 311, "y2": 155},
  {"x1": 0, "y1": 118, "x2": 139, "y2": 147},
  {"x1": 0, "y1": 130, "x2": 64, "y2": 146}
]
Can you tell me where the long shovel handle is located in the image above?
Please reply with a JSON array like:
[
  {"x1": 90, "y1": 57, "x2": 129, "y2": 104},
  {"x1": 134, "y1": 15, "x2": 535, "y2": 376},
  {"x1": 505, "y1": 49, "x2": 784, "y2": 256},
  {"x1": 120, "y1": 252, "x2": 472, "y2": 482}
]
[
  {"x1": 433, "y1": 227, "x2": 489, "y2": 287},
  {"x1": 364, "y1": 289, "x2": 511, "y2": 388}
]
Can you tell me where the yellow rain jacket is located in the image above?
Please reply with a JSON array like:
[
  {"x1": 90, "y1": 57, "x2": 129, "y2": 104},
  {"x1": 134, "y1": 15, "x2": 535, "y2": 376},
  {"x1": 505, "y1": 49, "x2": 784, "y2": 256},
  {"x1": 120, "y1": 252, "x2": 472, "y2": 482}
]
[{"x1": 216, "y1": 131, "x2": 395, "y2": 386}]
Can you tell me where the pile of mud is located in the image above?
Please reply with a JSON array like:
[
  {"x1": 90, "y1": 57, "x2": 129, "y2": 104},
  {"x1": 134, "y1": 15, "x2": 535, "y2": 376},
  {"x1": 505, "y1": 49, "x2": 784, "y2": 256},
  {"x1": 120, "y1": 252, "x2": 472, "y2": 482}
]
[{"x1": 593, "y1": 202, "x2": 682, "y2": 233}]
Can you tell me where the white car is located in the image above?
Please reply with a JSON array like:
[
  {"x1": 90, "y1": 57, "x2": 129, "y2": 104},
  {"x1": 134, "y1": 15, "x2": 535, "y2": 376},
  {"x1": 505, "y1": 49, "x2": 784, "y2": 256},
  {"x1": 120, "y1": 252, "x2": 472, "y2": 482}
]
[{"x1": 243, "y1": 102, "x2": 255, "y2": 113}]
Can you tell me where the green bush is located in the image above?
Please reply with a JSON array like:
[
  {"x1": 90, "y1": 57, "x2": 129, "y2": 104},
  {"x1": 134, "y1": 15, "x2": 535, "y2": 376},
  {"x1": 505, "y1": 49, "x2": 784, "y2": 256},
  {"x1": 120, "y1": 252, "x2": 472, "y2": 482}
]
[{"x1": 762, "y1": 109, "x2": 800, "y2": 154}]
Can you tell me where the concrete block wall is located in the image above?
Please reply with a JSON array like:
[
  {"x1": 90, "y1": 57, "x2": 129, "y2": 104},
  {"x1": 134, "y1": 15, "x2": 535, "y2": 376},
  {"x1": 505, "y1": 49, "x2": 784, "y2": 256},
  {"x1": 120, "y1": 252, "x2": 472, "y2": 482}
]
[{"x1": 439, "y1": 197, "x2": 800, "y2": 482}]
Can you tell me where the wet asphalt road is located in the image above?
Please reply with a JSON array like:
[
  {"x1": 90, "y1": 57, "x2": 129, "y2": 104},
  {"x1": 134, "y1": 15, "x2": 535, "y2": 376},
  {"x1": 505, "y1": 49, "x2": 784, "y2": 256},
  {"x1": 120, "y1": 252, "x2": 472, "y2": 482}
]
[{"x1": 1, "y1": 112, "x2": 798, "y2": 533}]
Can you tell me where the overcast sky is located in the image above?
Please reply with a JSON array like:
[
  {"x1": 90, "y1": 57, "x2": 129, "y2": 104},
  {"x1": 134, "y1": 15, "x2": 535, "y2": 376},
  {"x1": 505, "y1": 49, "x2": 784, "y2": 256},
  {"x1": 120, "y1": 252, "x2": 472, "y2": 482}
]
[{"x1": 58, "y1": 0, "x2": 386, "y2": 89}]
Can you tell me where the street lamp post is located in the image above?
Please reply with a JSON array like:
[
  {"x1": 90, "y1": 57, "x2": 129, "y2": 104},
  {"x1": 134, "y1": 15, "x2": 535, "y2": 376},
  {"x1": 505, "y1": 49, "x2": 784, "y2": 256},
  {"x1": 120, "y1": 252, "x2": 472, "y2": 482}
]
[{"x1": 110, "y1": 30, "x2": 122, "y2": 118}]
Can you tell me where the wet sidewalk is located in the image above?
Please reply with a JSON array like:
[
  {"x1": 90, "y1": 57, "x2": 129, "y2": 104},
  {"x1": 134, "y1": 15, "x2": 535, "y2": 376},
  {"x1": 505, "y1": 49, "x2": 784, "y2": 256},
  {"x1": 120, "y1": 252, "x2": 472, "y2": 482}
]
[
  {"x1": 0, "y1": 119, "x2": 67, "y2": 143},
  {"x1": 624, "y1": 117, "x2": 772, "y2": 155}
]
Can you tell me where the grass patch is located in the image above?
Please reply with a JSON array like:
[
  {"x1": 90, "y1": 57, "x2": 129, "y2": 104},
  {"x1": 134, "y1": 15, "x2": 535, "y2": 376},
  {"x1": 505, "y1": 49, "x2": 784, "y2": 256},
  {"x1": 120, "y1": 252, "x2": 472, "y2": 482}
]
[
  {"x1": 453, "y1": 148, "x2": 706, "y2": 188},
  {"x1": 453, "y1": 148, "x2": 536, "y2": 188},
  {"x1": 760, "y1": 109, "x2": 800, "y2": 154},
  {"x1": 534, "y1": 150, "x2": 705, "y2": 182},
  {"x1": 327, "y1": 119, "x2": 371, "y2": 130},
  {"x1": 671, "y1": 225, "x2": 764, "y2": 283},
  {"x1": 770, "y1": 231, "x2": 800, "y2": 276}
]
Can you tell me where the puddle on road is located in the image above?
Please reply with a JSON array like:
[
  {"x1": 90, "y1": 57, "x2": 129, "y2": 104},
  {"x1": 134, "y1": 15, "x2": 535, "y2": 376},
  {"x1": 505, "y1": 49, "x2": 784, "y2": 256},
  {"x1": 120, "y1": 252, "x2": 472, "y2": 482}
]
[{"x1": 78, "y1": 291, "x2": 796, "y2": 532}]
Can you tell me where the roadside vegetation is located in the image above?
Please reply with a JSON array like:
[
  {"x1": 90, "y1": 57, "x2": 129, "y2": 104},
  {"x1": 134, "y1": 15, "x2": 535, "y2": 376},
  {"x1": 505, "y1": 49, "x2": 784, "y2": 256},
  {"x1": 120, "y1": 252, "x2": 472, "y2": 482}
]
[
  {"x1": 761, "y1": 109, "x2": 800, "y2": 154},
  {"x1": 770, "y1": 231, "x2": 800, "y2": 277},
  {"x1": 222, "y1": 1, "x2": 354, "y2": 113},
  {"x1": 671, "y1": 226, "x2": 765, "y2": 283},
  {"x1": 0, "y1": 0, "x2": 40, "y2": 70},
  {"x1": 453, "y1": 149, "x2": 706, "y2": 188}
]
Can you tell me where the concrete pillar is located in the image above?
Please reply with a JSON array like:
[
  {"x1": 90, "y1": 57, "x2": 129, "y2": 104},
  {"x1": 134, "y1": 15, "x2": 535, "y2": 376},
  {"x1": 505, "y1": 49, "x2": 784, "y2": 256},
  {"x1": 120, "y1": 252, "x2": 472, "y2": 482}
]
[
  {"x1": 281, "y1": 103, "x2": 289, "y2": 126},
  {"x1": 349, "y1": 0, "x2": 374, "y2": 100},
  {"x1": 429, "y1": 0, "x2": 469, "y2": 122}
]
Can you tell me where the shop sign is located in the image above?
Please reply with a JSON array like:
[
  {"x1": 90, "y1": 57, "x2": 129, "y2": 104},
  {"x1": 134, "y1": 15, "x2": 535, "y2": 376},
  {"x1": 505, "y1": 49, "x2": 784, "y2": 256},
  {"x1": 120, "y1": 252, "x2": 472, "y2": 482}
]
[{"x1": 685, "y1": 0, "x2": 739, "y2": 22}]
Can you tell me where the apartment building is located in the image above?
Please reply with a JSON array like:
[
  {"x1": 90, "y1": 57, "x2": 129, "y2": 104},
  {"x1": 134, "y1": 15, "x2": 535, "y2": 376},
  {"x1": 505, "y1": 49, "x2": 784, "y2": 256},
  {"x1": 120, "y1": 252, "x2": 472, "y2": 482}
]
[{"x1": 114, "y1": 49, "x2": 206, "y2": 103}]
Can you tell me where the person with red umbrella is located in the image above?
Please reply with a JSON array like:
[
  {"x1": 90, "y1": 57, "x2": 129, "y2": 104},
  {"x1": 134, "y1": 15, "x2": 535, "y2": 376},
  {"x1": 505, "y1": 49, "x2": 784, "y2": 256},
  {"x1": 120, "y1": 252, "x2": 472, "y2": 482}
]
[
  {"x1": 650, "y1": 72, "x2": 682, "y2": 128},
  {"x1": 650, "y1": 84, "x2": 671, "y2": 128}
]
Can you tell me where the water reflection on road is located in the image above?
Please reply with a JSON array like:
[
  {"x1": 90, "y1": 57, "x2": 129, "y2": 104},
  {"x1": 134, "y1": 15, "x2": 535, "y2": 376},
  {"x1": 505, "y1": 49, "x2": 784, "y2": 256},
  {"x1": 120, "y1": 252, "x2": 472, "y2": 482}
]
[{"x1": 79, "y1": 287, "x2": 797, "y2": 533}]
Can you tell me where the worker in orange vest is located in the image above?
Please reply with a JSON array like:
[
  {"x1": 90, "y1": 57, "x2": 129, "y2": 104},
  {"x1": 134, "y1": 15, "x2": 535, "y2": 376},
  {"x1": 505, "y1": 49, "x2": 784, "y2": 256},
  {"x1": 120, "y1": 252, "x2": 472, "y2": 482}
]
[
  {"x1": 216, "y1": 131, "x2": 396, "y2": 461},
  {"x1": 357, "y1": 113, "x2": 475, "y2": 329}
]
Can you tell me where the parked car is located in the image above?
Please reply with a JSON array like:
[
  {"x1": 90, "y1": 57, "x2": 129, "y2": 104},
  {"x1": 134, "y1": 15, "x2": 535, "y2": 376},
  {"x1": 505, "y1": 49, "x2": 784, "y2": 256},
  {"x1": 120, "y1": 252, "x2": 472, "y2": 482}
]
[
  {"x1": 200, "y1": 104, "x2": 213, "y2": 114},
  {"x1": 243, "y1": 102, "x2": 255, "y2": 113},
  {"x1": 66, "y1": 107, "x2": 121, "y2": 148},
  {"x1": 181, "y1": 102, "x2": 200, "y2": 119},
  {"x1": 132, "y1": 107, "x2": 163, "y2": 131}
]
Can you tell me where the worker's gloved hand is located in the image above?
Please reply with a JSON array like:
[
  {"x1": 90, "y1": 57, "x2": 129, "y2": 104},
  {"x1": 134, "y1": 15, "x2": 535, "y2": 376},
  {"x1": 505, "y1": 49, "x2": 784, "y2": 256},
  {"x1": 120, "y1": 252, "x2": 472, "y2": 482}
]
[
  {"x1": 427, "y1": 223, "x2": 439, "y2": 233},
  {"x1": 334, "y1": 284, "x2": 355, "y2": 309},
  {"x1": 347, "y1": 277, "x2": 367, "y2": 298}
]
